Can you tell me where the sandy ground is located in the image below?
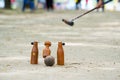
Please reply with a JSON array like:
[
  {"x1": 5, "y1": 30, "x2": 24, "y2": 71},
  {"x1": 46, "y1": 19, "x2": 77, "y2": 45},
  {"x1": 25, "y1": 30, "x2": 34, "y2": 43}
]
[{"x1": 0, "y1": 10, "x2": 120, "y2": 80}]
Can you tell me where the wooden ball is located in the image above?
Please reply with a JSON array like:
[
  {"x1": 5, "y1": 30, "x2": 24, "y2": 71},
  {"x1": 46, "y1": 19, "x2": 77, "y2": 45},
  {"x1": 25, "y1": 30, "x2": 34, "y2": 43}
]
[{"x1": 44, "y1": 56, "x2": 55, "y2": 66}]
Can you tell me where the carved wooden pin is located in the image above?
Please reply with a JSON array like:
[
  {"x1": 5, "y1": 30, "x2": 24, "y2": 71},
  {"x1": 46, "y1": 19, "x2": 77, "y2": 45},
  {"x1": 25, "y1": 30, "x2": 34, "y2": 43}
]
[
  {"x1": 57, "y1": 42, "x2": 65, "y2": 65},
  {"x1": 30, "y1": 41, "x2": 39, "y2": 64},
  {"x1": 42, "y1": 41, "x2": 51, "y2": 58}
]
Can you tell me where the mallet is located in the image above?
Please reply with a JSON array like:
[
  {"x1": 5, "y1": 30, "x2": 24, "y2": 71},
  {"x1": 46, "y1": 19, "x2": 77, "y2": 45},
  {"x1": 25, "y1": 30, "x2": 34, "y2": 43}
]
[{"x1": 62, "y1": 0, "x2": 112, "y2": 26}]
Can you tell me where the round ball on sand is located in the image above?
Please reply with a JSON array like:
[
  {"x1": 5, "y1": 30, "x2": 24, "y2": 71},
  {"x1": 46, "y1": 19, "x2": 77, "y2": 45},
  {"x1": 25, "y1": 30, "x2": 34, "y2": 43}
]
[{"x1": 44, "y1": 56, "x2": 55, "y2": 66}]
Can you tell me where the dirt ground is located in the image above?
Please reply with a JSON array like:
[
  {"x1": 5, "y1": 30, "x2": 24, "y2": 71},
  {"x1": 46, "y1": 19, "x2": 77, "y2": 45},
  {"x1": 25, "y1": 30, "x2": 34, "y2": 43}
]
[{"x1": 0, "y1": 10, "x2": 120, "y2": 80}]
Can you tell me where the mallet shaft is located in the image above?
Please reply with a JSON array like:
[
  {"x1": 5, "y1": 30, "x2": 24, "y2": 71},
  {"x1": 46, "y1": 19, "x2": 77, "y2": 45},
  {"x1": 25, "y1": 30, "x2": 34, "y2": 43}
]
[{"x1": 71, "y1": 0, "x2": 112, "y2": 22}]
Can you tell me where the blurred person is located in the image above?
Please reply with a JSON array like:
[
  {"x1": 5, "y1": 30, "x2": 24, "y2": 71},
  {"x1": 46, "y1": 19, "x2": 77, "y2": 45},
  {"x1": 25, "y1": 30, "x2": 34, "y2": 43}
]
[
  {"x1": 75, "y1": 0, "x2": 81, "y2": 10},
  {"x1": 4, "y1": 0, "x2": 11, "y2": 9},
  {"x1": 96, "y1": 0, "x2": 113, "y2": 12},
  {"x1": 86, "y1": 0, "x2": 88, "y2": 6},
  {"x1": 11, "y1": 0, "x2": 17, "y2": 9},
  {"x1": 96, "y1": 0, "x2": 104, "y2": 12},
  {"x1": 29, "y1": 0, "x2": 35, "y2": 12},
  {"x1": 46, "y1": 0, "x2": 54, "y2": 11},
  {"x1": 22, "y1": 0, "x2": 28, "y2": 12},
  {"x1": 85, "y1": 0, "x2": 88, "y2": 9},
  {"x1": 37, "y1": 0, "x2": 46, "y2": 9},
  {"x1": 22, "y1": 0, "x2": 35, "y2": 12}
]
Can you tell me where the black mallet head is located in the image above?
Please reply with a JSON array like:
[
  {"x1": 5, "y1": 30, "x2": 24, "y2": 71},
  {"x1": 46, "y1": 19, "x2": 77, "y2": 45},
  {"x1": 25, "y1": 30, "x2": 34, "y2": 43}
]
[{"x1": 62, "y1": 19, "x2": 74, "y2": 26}]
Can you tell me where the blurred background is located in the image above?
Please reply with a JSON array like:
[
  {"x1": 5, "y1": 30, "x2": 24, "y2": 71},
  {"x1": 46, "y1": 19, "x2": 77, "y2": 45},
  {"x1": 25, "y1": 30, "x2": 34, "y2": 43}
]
[
  {"x1": 0, "y1": 0, "x2": 120, "y2": 12},
  {"x1": 0, "y1": 1, "x2": 120, "y2": 80}
]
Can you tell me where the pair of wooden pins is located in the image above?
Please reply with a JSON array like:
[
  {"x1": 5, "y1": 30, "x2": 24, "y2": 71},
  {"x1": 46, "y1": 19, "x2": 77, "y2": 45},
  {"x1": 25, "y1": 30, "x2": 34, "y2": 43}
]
[{"x1": 30, "y1": 41, "x2": 65, "y2": 66}]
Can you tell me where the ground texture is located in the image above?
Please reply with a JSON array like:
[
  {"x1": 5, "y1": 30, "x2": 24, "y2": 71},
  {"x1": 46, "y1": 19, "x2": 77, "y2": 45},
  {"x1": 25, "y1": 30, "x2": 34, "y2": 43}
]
[{"x1": 0, "y1": 10, "x2": 120, "y2": 80}]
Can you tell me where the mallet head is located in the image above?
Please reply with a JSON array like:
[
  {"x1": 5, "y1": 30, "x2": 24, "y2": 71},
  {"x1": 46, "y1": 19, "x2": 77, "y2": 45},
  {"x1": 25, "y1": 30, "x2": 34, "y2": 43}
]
[{"x1": 62, "y1": 19, "x2": 74, "y2": 26}]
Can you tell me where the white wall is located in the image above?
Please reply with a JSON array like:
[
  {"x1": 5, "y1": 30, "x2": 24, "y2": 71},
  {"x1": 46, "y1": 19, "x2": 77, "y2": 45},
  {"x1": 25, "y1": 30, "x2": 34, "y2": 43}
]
[{"x1": 0, "y1": 0, "x2": 5, "y2": 8}]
